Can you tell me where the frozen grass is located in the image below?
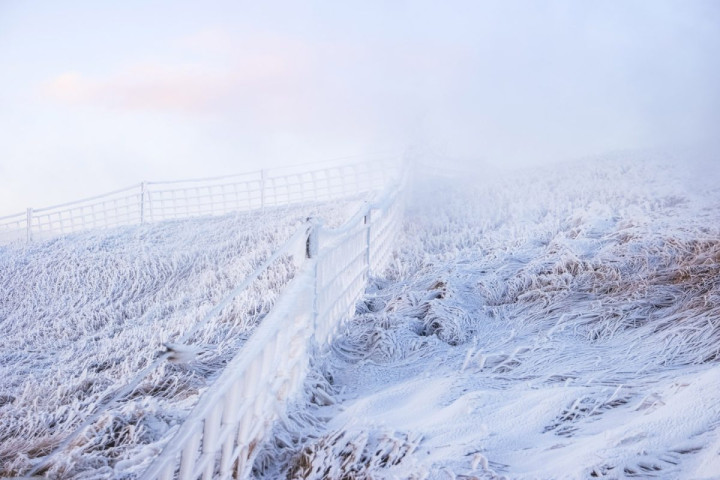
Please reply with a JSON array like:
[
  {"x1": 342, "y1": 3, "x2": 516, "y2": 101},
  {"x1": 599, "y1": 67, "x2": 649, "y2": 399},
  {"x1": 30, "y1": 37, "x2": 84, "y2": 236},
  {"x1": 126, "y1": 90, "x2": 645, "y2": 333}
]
[
  {"x1": 256, "y1": 151, "x2": 720, "y2": 479},
  {"x1": 0, "y1": 198, "x2": 362, "y2": 478}
]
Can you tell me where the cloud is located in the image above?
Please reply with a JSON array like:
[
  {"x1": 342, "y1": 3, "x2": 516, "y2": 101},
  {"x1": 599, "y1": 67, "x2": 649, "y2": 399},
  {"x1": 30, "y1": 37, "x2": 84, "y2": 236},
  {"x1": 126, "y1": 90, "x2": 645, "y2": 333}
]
[
  {"x1": 43, "y1": 66, "x2": 248, "y2": 115},
  {"x1": 40, "y1": 30, "x2": 316, "y2": 117},
  {"x1": 42, "y1": 72, "x2": 91, "y2": 103}
]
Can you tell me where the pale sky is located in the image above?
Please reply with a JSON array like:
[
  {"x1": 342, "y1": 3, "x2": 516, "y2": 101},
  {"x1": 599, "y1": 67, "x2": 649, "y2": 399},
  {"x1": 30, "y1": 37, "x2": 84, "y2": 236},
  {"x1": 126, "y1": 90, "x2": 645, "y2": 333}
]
[{"x1": 1, "y1": 0, "x2": 719, "y2": 215}]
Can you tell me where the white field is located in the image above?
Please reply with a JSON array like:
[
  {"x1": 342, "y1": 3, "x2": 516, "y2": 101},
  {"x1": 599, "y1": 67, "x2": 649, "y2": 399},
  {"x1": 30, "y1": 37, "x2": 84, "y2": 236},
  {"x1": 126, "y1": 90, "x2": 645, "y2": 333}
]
[
  {"x1": 256, "y1": 152, "x2": 720, "y2": 479},
  {"x1": 0, "y1": 198, "x2": 362, "y2": 478}
]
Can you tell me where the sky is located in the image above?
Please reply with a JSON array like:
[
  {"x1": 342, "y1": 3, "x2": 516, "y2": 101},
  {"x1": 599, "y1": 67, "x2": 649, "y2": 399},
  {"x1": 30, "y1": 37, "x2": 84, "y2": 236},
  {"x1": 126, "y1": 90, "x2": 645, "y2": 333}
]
[{"x1": 1, "y1": 0, "x2": 719, "y2": 215}]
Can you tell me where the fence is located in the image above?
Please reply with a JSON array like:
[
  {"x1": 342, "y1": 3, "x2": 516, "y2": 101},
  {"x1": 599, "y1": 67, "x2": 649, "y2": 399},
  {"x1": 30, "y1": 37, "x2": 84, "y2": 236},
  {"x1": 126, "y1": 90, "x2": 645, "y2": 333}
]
[
  {"x1": 140, "y1": 173, "x2": 406, "y2": 479},
  {"x1": 0, "y1": 158, "x2": 398, "y2": 245}
]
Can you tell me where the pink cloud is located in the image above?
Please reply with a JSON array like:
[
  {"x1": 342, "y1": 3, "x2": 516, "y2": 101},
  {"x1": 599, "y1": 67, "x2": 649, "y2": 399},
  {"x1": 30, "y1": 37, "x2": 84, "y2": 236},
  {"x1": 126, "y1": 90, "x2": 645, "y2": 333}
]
[
  {"x1": 40, "y1": 30, "x2": 317, "y2": 117},
  {"x1": 42, "y1": 72, "x2": 93, "y2": 103},
  {"x1": 38, "y1": 28, "x2": 452, "y2": 141}
]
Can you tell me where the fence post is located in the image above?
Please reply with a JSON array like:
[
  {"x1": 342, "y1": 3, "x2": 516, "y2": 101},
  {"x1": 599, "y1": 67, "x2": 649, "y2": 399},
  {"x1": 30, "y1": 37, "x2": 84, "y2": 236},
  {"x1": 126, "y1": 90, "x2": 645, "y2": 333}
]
[
  {"x1": 305, "y1": 218, "x2": 319, "y2": 259},
  {"x1": 140, "y1": 182, "x2": 146, "y2": 224},
  {"x1": 304, "y1": 218, "x2": 320, "y2": 346},
  {"x1": 26, "y1": 208, "x2": 33, "y2": 243},
  {"x1": 364, "y1": 210, "x2": 371, "y2": 276},
  {"x1": 260, "y1": 169, "x2": 266, "y2": 210}
]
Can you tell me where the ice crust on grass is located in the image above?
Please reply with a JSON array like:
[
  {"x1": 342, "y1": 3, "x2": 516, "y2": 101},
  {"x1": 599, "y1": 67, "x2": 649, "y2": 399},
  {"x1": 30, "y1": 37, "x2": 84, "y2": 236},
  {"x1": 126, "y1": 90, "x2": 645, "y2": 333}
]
[
  {"x1": 256, "y1": 152, "x2": 720, "y2": 480},
  {"x1": 0, "y1": 198, "x2": 360, "y2": 478}
]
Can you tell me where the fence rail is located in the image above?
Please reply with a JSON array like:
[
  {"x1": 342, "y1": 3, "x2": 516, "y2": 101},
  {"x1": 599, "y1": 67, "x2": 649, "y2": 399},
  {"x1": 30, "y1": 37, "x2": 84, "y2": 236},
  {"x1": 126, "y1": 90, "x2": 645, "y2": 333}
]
[
  {"x1": 0, "y1": 158, "x2": 398, "y2": 245},
  {"x1": 140, "y1": 171, "x2": 406, "y2": 479}
]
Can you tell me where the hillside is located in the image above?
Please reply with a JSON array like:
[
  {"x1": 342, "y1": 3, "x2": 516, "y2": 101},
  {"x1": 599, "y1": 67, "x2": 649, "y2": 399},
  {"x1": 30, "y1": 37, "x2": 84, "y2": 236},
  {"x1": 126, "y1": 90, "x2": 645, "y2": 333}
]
[
  {"x1": 3, "y1": 151, "x2": 719, "y2": 479},
  {"x1": 256, "y1": 152, "x2": 720, "y2": 479}
]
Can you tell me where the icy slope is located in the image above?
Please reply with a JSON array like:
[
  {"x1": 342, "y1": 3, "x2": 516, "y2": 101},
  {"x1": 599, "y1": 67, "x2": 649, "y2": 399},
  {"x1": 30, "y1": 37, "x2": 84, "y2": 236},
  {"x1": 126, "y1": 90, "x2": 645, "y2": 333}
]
[
  {"x1": 257, "y1": 152, "x2": 720, "y2": 479},
  {"x1": 0, "y1": 198, "x2": 361, "y2": 478}
]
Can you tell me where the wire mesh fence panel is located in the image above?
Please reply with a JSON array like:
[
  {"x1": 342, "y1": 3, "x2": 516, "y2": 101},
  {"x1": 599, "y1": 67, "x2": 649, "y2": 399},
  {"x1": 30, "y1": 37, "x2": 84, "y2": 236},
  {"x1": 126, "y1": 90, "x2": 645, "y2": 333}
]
[
  {"x1": 314, "y1": 225, "x2": 369, "y2": 346},
  {"x1": 369, "y1": 192, "x2": 404, "y2": 275},
  {"x1": 0, "y1": 158, "x2": 401, "y2": 245},
  {"x1": 30, "y1": 187, "x2": 143, "y2": 239},
  {"x1": 145, "y1": 178, "x2": 264, "y2": 222},
  {"x1": 0, "y1": 212, "x2": 29, "y2": 244}
]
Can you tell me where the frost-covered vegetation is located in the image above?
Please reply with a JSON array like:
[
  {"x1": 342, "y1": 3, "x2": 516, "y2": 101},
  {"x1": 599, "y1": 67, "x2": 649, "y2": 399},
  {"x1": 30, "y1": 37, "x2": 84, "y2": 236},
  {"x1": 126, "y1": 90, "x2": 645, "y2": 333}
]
[
  {"x1": 0, "y1": 199, "x2": 361, "y2": 478},
  {"x1": 256, "y1": 152, "x2": 720, "y2": 479}
]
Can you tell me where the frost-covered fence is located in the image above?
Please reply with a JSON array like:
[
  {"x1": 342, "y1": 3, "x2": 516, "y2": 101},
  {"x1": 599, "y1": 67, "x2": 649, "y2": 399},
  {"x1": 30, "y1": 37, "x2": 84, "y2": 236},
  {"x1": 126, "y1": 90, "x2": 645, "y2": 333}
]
[
  {"x1": 0, "y1": 158, "x2": 397, "y2": 245},
  {"x1": 140, "y1": 176, "x2": 405, "y2": 480},
  {"x1": 313, "y1": 188, "x2": 403, "y2": 346}
]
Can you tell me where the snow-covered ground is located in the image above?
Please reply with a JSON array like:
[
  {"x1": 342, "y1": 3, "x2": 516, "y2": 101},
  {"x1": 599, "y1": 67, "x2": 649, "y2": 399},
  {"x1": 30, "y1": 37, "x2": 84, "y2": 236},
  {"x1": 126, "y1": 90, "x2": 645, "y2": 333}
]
[
  {"x1": 0, "y1": 198, "x2": 362, "y2": 478},
  {"x1": 256, "y1": 151, "x2": 720, "y2": 479}
]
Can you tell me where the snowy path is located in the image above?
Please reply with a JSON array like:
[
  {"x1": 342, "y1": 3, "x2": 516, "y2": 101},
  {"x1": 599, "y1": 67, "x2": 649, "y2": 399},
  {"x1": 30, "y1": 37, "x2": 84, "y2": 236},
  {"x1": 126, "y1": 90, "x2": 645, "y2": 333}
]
[
  {"x1": 0, "y1": 198, "x2": 361, "y2": 477},
  {"x1": 257, "y1": 152, "x2": 720, "y2": 479}
]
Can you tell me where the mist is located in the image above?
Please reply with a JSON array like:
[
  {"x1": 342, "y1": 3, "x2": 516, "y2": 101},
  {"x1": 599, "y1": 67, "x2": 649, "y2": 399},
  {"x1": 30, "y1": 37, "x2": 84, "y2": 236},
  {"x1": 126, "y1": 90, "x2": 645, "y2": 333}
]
[{"x1": 1, "y1": 0, "x2": 719, "y2": 214}]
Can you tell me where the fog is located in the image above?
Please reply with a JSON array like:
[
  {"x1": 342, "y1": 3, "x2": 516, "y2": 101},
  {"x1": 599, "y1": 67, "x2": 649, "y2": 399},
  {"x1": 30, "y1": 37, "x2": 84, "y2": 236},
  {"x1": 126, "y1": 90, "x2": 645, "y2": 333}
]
[{"x1": 1, "y1": 0, "x2": 719, "y2": 214}]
